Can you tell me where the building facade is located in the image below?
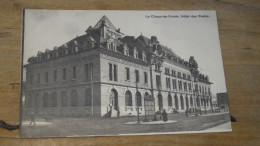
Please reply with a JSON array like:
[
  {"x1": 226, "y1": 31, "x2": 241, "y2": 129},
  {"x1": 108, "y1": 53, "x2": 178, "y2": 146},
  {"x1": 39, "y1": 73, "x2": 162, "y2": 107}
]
[{"x1": 23, "y1": 16, "x2": 213, "y2": 117}]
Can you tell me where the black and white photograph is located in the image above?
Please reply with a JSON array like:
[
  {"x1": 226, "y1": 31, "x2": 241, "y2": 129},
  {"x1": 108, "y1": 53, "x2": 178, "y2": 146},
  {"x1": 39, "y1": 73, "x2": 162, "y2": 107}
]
[{"x1": 20, "y1": 10, "x2": 232, "y2": 138}]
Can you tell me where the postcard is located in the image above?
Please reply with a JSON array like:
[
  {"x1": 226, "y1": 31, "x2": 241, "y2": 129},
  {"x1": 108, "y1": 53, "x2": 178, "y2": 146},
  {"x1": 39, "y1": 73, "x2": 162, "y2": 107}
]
[{"x1": 20, "y1": 10, "x2": 231, "y2": 138}]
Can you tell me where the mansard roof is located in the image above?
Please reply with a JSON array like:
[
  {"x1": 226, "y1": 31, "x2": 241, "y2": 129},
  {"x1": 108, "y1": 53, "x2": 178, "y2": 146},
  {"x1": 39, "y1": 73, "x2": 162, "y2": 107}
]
[{"x1": 26, "y1": 15, "x2": 211, "y2": 84}]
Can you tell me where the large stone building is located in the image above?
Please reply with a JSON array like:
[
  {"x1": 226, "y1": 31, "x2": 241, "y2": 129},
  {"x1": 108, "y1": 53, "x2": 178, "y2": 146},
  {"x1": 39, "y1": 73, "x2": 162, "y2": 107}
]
[{"x1": 23, "y1": 16, "x2": 213, "y2": 117}]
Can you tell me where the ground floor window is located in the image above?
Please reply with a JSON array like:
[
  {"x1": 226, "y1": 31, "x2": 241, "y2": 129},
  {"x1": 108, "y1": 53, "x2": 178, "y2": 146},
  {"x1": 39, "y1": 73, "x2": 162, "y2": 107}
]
[
  {"x1": 174, "y1": 95, "x2": 179, "y2": 110},
  {"x1": 61, "y1": 91, "x2": 67, "y2": 107},
  {"x1": 51, "y1": 92, "x2": 57, "y2": 107},
  {"x1": 136, "y1": 91, "x2": 142, "y2": 106},
  {"x1": 125, "y1": 90, "x2": 132, "y2": 106},
  {"x1": 168, "y1": 94, "x2": 172, "y2": 106},
  {"x1": 85, "y1": 88, "x2": 92, "y2": 106},
  {"x1": 190, "y1": 96, "x2": 193, "y2": 106},
  {"x1": 43, "y1": 93, "x2": 48, "y2": 108},
  {"x1": 180, "y1": 95, "x2": 184, "y2": 110},
  {"x1": 185, "y1": 96, "x2": 189, "y2": 109},
  {"x1": 71, "y1": 90, "x2": 78, "y2": 107}
]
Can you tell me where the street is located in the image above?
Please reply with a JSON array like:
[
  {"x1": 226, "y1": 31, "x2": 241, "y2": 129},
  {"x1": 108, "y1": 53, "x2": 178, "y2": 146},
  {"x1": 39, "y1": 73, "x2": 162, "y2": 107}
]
[{"x1": 21, "y1": 112, "x2": 231, "y2": 138}]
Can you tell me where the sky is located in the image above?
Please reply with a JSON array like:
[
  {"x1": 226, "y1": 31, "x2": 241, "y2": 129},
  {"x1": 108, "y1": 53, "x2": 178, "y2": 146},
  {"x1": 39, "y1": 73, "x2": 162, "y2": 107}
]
[{"x1": 23, "y1": 10, "x2": 227, "y2": 95}]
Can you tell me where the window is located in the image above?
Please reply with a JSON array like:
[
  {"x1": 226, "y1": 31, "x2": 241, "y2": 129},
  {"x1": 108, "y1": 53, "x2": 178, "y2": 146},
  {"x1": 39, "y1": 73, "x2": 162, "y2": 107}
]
[
  {"x1": 109, "y1": 63, "x2": 117, "y2": 81},
  {"x1": 125, "y1": 90, "x2": 132, "y2": 106},
  {"x1": 109, "y1": 63, "x2": 113, "y2": 80},
  {"x1": 63, "y1": 68, "x2": 67, "y2": 80},
  {"x1": 168, "y1": 94, "x2": 172, "y2": 106},
  {"x1": 187, "y1": 75, "x2": 191, "y2": 80},
  {"x1": 71, "y1": 90, "x2": 78, "y2": 107},
  {"x1": 199, "y1": 85, "x2": 201, "y2": 93},
  {"x1": 178, "y1": 72, "x2": 181, "y2": 77},
  {"x1": 183, "y1": 73, "x2": 186, "y2": 79},
  {"x1": 85, "y1": 64, "x2": 89, "y2": 81},
  {"x1": 61, "y1": 91, "x2": 67, "y2": 107},
  {"x1": 165, "y1": 68, "x2": 170, "y2": 75},
  {"x1": 85, "y1": 88, "x2": 92, "y2": 106},
  {"x1": 166, "y1": 77, "x2": 171, "y2": 88},
  {"x1": 172, "y1": 79, "x2": 176, "y2": 89},
  {"x1": 180, "y1": 95, "x2": 184, "y2": 110},
  {"x1": 37, "y1": 73, "x2": 40, "y2": 84},
  {"x1": 45, "y1": 72, "x2": 48, "y2": 83},
  {"x1": 142, "y1": 53, "x2": 146, "y2": 61},
  {"x1": 125, "y1": 68, "x2": 130, "y2": 80},
  {"x1": 51, "y1": 92, "x2": 57, "y2": 107},
  {"x1": 174, "y1": 95, "x2": 179, "y2": 110},
  {"x1": 54, "y1": 70, "x2": 57, "y2": 82},
  {"x1": 185, "y1": 96, "x2": 189, "y2": 109},
  {"x1": 43, "y1": 93, "x2": 48, "y2": 108},
  {"x1": 188, "y1": 83, "x2": 191, "y2": 91},
  {"x1": 178, "y1": 80, "x2": 182, "y2": 90},
  {"x1": 144, "y1": 72, "x2": 148, "y2": 83},
  {"x1": 208, "y1": 88, "x2": 211, "y2": 95},
  {"x1": 156, "y1": 75, "x2": 161, "y2": 89},
  {"x1": 190, "y1": 96, "x2": 193, "y2": 106},
  {"x1": 136, "y1": 92, "x2": 142, "y2": 106},
  {"x1": 134, "y1": 48, "x2": 138, "y2": 59},
  {"x1": 30, "y1": 74, "x2": 33, "y2": 84},
  {"x1": 172, "y1": 70, "x2": 176, "y2": 76},
  {"x1": 114, "y1": 64, "x2": 117, "y2": 81},
  {"x1": 135, "y1": 70, "x2": 139, "y2": 82},
  {"x1": 184, "y1": 82, "x2": 187, "y2": 91},
  {"x1": 73, "y1": 66, "x2": 77, "y2": 79},
  {"x1": 155, "y1": 65, "x2": 160, "y2": 71}
]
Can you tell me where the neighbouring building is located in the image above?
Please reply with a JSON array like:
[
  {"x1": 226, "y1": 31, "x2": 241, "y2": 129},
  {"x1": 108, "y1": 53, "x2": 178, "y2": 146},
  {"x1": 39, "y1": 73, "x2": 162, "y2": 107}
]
[{"x1": 23, "y1": 16, "x2": 213, "y2": 117}]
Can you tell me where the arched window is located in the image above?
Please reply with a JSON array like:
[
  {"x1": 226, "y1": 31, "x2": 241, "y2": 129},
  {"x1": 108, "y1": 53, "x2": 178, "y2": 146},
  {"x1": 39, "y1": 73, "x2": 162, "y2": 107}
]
[
  {"x1": 125, "y1": 90, "x2": 132, "y2": 106},
  {"x1": 168, "y1": 94, "x2": 172, "y2": 106},
  {"x1": 51, "y1": 92, "x2": 57, "y2": 107},
  {"x1": 180, "y1": 95, "x2": 184, "y2": 110},
  {"x1": 190, "y1": 96, "x2": 193, "y2": 106},
  {"x1": 185, "y1": 95, "x2": 189, "y2": 109},
  {"x1": 85, "y1": 88, "x2": 92, "y2": 106},
  {"x1": 136, "y1": 91, "x2": 142, "y2": 106},
  {"x1": 197, "y1": 98, "x2": 200, "y2": 107},
  {"x1": 71, "y1": 90, "x2": 78, "y2": 107},
  {"x1": 110, "y1": 89, "x2": 118, "y2": 109},
  {"x1": 61, "y1": 91, "x2": 67, "y2": 107},
  {"x1": 174, "y1": 95, "x2": 179, "y2": 110},
  {"x1": 43, "y1": 93, "x2": 48, "y2": 108}
]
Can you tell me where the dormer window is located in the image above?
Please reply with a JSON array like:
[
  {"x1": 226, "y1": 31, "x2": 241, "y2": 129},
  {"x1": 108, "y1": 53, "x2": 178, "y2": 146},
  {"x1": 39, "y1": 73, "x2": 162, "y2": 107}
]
[
  {"x1": 75, "y1": 47, "x2": 79, "y2": 53},
  {"x1": 47, "y1": 54, "x2": 50, "y2": 59},
  {"x1": 113, "y1": 43, "x2": 117, "y2": 52},
  {"x1": 107, "y1": 43, "x2": 111, "y2": 50},
  {"x1": 134, "y1": 48, "x2": 138, "y2": 59},
  {"x1": 142, "y1": 51, "x2": 146, "y2": 61},
  {"x1": 124, "y1": 45, "x2": 129, "y2": 56}
]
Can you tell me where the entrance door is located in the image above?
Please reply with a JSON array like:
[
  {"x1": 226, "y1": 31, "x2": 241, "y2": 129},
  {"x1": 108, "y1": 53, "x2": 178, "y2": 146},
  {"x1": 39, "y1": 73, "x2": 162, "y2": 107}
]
[{"x1": 110, "y1": 89, "x2": 118, "y2": 110}]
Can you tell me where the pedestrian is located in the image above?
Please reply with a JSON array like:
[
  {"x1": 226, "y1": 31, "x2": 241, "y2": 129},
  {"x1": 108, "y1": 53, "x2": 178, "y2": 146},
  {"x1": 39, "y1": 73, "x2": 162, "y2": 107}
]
[
  {"x1": 29, "y1": 111, "x2": 36, "y2": 125},
  {"x1": 162, "y1": 109, "x2": 168, "y2": 122}
]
